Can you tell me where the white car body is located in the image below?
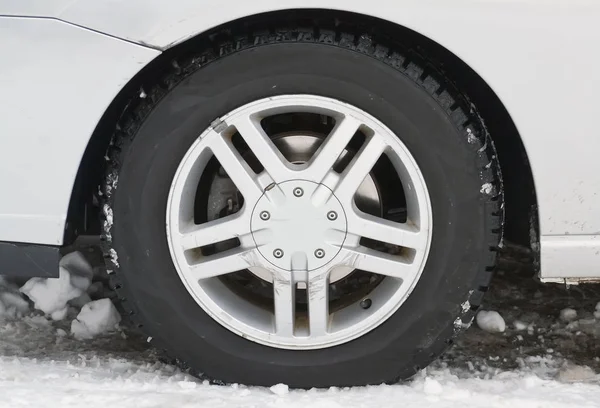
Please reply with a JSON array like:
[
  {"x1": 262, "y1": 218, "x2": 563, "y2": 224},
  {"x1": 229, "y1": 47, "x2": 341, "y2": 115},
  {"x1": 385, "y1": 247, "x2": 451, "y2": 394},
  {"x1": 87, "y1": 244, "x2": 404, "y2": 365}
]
[{"x1": 1, "y1": 0, "x2": 599, "y2": 280}]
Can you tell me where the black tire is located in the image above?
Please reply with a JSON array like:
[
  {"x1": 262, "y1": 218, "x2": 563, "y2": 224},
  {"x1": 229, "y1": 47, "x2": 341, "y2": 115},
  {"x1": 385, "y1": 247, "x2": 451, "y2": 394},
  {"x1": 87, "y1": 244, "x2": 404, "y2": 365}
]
[{"x1": 101, "y1": 26, "x2": 503, "y2": 388}]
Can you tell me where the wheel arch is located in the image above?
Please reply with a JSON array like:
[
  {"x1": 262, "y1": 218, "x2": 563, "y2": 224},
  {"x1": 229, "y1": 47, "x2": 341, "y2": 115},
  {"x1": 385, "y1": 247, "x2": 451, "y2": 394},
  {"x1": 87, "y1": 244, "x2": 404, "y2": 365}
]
[{"x1": 65, "y1": 9, "x2": 539, "y2": 255}]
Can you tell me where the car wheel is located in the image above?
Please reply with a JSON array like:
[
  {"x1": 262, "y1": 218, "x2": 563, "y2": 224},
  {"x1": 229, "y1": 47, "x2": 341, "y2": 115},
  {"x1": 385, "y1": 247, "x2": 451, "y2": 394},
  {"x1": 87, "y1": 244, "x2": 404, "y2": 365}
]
[{"x1": 101, "y1": 26, "x2": 503, "y2": 387}]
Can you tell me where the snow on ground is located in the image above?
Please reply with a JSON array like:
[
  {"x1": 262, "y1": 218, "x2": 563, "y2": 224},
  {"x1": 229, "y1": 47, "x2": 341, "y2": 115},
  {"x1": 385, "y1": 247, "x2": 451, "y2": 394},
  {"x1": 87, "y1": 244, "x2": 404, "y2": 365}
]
[
  {"x1": 20, "y1": 252, "x2": 94, "y2": 321},
  {"x1": 0, "y1": 248, "x2": 600, "y2": 407},
  {"x1": 0, "y1": 323, "x2": 599, "y2": 408},
  {"x1": 560, "y1": 308, "x2": 578, "y2": 323},
  {"x1": 476, "y1": 310, "x2": 506, "y2": 333},
  {"x1": 71, "y1": 299, "x2": 121, "y2": 340}
]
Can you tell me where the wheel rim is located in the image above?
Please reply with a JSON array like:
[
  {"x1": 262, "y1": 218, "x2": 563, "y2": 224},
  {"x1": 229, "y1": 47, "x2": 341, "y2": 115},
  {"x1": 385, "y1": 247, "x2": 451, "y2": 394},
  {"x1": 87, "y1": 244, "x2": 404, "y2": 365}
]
[{"x1": 166, "y1": 95, "x2": 432, "y2": 349}]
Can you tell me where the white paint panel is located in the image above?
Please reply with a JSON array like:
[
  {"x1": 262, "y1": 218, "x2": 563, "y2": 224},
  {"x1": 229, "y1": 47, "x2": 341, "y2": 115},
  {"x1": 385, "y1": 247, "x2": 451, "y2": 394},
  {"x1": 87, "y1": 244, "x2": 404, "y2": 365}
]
[
  {"x1": 0, "y1": 17, "x2": 159, "y2": 244},
  {"x1": 0, "y1": 0, "x2": 75, "y2": 16},
  {"x1": 540, "y1": 235, "x2": 600, "y2": 280},
  {"x1": 15, "y1": 0, "x2": 598, "y2": 238},
  {"x1": 2, "y1": 2, "x2": 600, "y2": 279}
]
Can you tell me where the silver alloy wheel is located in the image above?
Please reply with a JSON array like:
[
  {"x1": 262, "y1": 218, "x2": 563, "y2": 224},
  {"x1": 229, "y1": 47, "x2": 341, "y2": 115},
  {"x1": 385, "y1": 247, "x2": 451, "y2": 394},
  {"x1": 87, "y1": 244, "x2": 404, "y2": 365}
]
[{"x1": 166, "y1": 95, "x2": 432, "y2": 349}]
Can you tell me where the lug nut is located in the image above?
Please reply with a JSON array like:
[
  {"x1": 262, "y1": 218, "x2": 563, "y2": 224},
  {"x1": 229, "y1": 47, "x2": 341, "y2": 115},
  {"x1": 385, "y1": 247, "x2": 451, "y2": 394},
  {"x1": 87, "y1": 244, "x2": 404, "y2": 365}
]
[
  {"x1": 314, "y1": 249, "x2": 325, "y2": 259},
  {"x1": 293, "y1": 187, "x2": 304, "y2": 197},
  {"x1": 327, "y1": 211, "x2": 338, "y2": 221},
  {"x1": 273, "y1": 248, "x2": 284, "y2": 258},
  {"x1": 360, "y1": 298, "x2": 372, "y2": 310},
  {"x1": 259, "y1": 211, "x2": 270, "y2": 220}
]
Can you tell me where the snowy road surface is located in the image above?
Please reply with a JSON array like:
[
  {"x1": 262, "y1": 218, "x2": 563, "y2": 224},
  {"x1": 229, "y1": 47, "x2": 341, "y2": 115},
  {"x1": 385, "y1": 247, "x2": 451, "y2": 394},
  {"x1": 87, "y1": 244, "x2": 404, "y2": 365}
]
[
  {"x1": 1, "y1": 251, "x2": 600, "y2": 407},
  {"x1": 2, "y1": 351, "x2": 600, "y2": 408}
]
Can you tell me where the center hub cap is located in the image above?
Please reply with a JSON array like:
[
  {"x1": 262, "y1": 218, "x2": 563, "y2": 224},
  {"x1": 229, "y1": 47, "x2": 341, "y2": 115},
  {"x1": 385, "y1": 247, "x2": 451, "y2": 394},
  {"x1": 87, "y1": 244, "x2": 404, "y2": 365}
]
[{"x1": 250, "y1": 180, "x2": 347, "y2": 271}]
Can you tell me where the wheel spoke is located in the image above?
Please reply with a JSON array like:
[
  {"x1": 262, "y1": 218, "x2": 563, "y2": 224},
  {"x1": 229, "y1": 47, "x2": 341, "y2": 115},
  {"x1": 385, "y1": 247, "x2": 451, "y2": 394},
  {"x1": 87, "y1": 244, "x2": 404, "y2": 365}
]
[
  {"x1": 234, "y1": 116, "x2": 294, "y2": 183},
  {"x1": 304, "y1": 116, "x2": 362, "y2": 184},
  {"x1": 179, "y1": 213, "x2": 251, "y2": 251},
  {"x1": 338, "y1": 247, "x2": 415, "y2": 279},
  {"x1": 346, "y1": 212, "x2": 427, "y2": 250},
  {"x1": 308, "y1": 273, "x2": 330, "y2": 336},
  {"x1": 188, "y1": 247, "x2": 256, "y2": 280},
  {"x1": 208, "y1": 131, "x2": 263, "y2": 204},
  {"x1": 273, "y1": 275, "x2": 295, "y2": 336},
  {"x1": 167, "y1": 95, "x2": 433, "y2": 349},
  {"x1": 334, "y1": 133, "x2": 387, "y2": 203}
]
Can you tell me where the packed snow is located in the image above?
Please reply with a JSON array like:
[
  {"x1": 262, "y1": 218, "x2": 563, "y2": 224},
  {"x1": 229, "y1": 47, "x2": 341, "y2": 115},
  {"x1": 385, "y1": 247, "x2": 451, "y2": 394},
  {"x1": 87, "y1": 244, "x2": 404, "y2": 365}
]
[
  {"x1": 559, "y1": 307, "x2": 578, "y2": 322},
  {"x1": 476, "y1": 310, "x2": 506, "y2": 333},
  {"x1": 480, "y1": 183, "x2": 494, "y2": 195},
  {"x1": 71, "y1": 299, "x2": 121, "y2": 340},
  {"x1": 466, "y1": 127, "x2": 478, "y2": 144},
  {"x1": 20, "y1": 252, "x2": 93, "y2": 320},
  {"x1": 0, "y1": 250, "x2": 599, "y2": 407},
  {"x1": 0, "y1": 279, "x2": 29, "y2": 319},
  {"x1": 269, "y1": 383, "x2": 290, "y2": 396},
  {"x1": 556, "y1": 363, "x2": 596, "y2": 383},
  {"x1": 513, "y1": 320, "x2": 528, "y2": 331}
]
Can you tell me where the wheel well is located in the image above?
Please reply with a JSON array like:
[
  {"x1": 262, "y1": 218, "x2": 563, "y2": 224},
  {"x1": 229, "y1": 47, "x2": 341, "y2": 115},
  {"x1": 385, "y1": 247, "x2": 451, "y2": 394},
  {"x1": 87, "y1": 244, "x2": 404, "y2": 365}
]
[{"x1": 65, "y1": 9, "x2": 538, "y2": 252}]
